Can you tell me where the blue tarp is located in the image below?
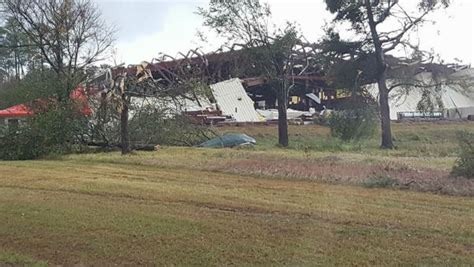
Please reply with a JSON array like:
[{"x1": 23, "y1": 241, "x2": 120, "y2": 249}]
[{"x1": 197, "y1": 133, "x2": 256, "y2": 148}]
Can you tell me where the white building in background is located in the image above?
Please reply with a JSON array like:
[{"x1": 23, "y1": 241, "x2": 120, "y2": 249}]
[{"x1": 368, "y1": 68, "x2": 474, "y2": 120}]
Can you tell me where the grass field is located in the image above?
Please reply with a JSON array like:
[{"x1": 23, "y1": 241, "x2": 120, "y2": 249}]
[{"x1": 0, "y1": 122, "x2": 473, "y2": 265}]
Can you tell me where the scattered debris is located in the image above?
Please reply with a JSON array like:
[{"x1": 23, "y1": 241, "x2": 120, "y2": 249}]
[
  {"x1": 256, "y1": 108, "x2": 312, "y2": 121},
  {"x1": 184, "y1": 110, "x2": 227, "y2": 125},
  {"x1": 305, "y1": 93, "x2": 321, "y2": 104}
]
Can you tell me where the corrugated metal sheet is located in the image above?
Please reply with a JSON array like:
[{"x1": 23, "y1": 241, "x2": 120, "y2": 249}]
[{"x1": 211, "y1": 78, "x2": 261, "y2": 122}]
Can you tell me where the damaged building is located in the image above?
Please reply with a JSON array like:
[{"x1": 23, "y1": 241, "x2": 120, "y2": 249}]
[
  {"x1": 18, "y1": 49, "x2": 469, "y2": 125},
  {"x1": 95, "y1": 48, "x2": 341, "y2": 124}
]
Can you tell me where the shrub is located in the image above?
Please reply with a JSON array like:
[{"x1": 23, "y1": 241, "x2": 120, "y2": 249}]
[
  {"x1": 128, "y1": 105, "x2": 216, "y2": 147},
  {"x1": 0, "y1": 124, "x2": 44, "y2": 160},
  {"x1": 451, "y1": 131, "x2": 474, "y2": 179},
  {"x1": 0, "y1": 104, "x2": 88, "y2": 160},
  {"x1": 86, "y1": 99, "x2": 216, "y2": 149},
  {"x1": 328, "y1": 105, "x2": 377, "y2": 141}
]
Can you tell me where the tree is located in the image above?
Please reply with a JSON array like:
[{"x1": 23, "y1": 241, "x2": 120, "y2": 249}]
[
  {"x1": 2, "y1": 0, "x2": 115, "y2": 101},
  {"x1": 0, "y1": 0, "x2": 115, "y2": 159},
  {"x1": 0, "y1": 18, "x2": 38, "y2": 81},
  {"x1": 110, "y1": 50, "x2": 212, "y2": 154},
  {"x1": 198, "y1": 0, "x2": 318, "y2": 147},
  {"x1": 324, "y1": 0, "x2": 451, "y2": 149},
  {"x1": 86, "y1": 61, "x2": 216, "y2": 154},
  {"x1": 0, "y1": 69, "x2": 64, "y2": 109}
]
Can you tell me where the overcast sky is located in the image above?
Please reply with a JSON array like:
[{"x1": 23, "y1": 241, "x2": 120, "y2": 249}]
[{"x1": 95, "y1": 0, "x2": 474, "y2": 66}]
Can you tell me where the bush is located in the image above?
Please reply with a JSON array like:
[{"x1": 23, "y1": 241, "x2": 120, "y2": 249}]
[
  {"x1": 0, "y1": 125, "x2": 44, "y2": 160},
  {"x1": 328, "y1": 105, "x2": 377, "y2": 141},
  {"x1": 0, "y1": 104, "x2": 88, "y2": 160},
  {"x1": 87, "y1": 99, "x2": 216, "y2": 149},
  {"x1": 128, "y1": 105, "x2": 216, "y2": 147},
  {"x1": 451, "y1": 131, "x2": 474, "y2": 178}
]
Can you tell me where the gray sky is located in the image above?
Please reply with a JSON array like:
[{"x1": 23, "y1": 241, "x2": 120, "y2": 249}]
[{"x1": 95, "y1": 0, "x2": 474, "y2": 66}]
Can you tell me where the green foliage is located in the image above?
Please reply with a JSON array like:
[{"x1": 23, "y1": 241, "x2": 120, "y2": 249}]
[
  {"x1": 329, "y1": 104, "x2": 377, "y2": 142},
  {"x1": 0, "y1": 123, "x2": 44, "y2": 160},
  {"x1": 88, "y1": 98, "x2": 216, "y2": 148},
  {"x1": 197, "y1": 0, "x2": 271, "y2": 44},
  {"x1": 451, "y1": 131, "x2": 474, "y2": 178},
  {"x1": 325, "y1": 0, "x2": 366, "y2": 32},
  {"x1": 128, "y1": 105, "x2": 216, "y2": 147},
  {"x1": 0, "y1": 104, "x2": 88, "y2": 160},
  {"x1": 0, "y1": 17, "x2": 39, "y2": 82},
  {"x1": 87, "y1": 94, "x2": 121, "y2": 147},
  {"x1": 198, "y1": 0, "x2": 304, "y2": 82},
  {"x1": 416, "y1": 88, "x2": 444, "y2": 113},
  {"x1": 0, "y1": 69, "x2": 66, "y2": 109},
  {"x1": 0, "y1": 68, "x2": 89, "y2": 160}
]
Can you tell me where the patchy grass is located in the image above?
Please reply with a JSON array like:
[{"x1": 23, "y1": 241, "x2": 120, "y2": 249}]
[
  {"x1": 65, "y1": 145, "x2": 473, "y2": 196},
  {"x1": 1, "y1": 152, "x2": 474, "y2": 265},
  {"x1": 362, "y1": 175, "x2": 400, "y2": 188},
  {"x1": 0, "y1": 251, "x2": 48, "y2": 266},
  {"x1": 218, "y1": 121, "x2": 474, "y2": 157},
  {"x1": 1, "y1": 122, "x2": 473, "y2": 265}
]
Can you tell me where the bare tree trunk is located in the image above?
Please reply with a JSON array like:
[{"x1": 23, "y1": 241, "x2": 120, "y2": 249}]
[
  {"x1": 377, "y1": 73, "x2": 394, "y2": 149},
  {"x1": 277, "y1": 92, "x2": 289, "y2": 147},
  {"x1": 120, "y1": 94, "x2": 130, "y2": 155},
  {"x1": 365, "y1": 0, "x2": 394, "y2": 149}
]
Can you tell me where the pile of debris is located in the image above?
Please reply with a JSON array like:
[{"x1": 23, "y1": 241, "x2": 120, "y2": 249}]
[{"x1": 183, "y1": 78, "x2": 325, "y2": 125}]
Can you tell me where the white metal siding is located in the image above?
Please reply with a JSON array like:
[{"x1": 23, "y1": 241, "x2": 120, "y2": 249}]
[{"x1": 211, "y1": 78, "x2": 261, "y2": 122}]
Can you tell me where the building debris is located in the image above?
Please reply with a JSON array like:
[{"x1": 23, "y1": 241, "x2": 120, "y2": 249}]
[
  {"x1": 305, "y1": 93, "x2": 321, "y2": 104},
  {"x1": 256, "y1": 108, "x2": 309, "y2": 121},
  {"x1": 210, "y1": 78, "x2": 262, "y2": 122}
]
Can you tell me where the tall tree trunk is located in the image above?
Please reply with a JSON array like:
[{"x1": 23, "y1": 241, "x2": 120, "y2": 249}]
[
  {"x1": 120, "y1": 94, "x2": 130, "y2": 154},
  {"x1": 365, "y1": 0, "x2": 394, "y2": 149},
  {"x1": 277, "y1": 91, "x2": 289, "y2": 147},
  {"x1": 377, "y1": 73, "x2": 394, "y2": 149}
]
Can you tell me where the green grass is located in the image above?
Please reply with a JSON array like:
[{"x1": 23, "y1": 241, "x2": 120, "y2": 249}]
[
  {"x1": 0, "y1": 251, "x2": 48, "y2": 266},
  {"x1": 0, "y1": 122, "x2": 473, "y2": 265},
  {"x1": 219, "y1": 121, "x2": 474, "y2": 157}
]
